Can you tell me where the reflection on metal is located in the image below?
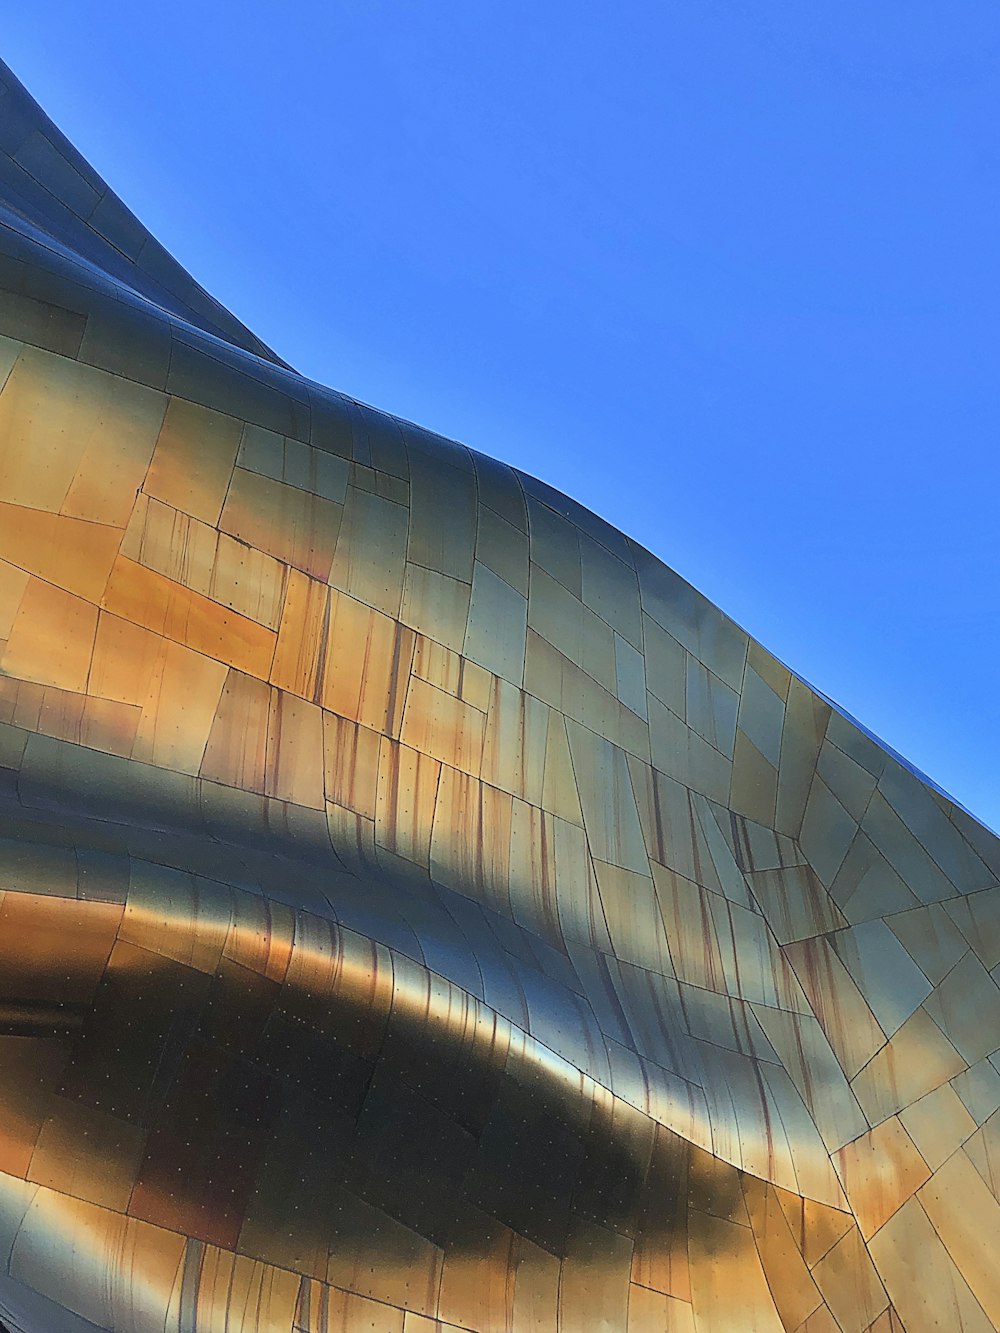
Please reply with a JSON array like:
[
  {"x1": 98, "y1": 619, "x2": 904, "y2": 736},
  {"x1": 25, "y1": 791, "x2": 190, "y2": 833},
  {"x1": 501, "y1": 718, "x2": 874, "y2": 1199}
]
[{"x1": 0, "y1": 55, "x2": 997, "y2": 1333}]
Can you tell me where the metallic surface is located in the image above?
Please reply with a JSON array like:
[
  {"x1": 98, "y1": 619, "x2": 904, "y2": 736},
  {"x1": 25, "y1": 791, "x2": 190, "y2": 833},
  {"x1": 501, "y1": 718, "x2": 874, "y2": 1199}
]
[{"x1": 0, "y1": 55, "x2": 998, "y2": 1333}]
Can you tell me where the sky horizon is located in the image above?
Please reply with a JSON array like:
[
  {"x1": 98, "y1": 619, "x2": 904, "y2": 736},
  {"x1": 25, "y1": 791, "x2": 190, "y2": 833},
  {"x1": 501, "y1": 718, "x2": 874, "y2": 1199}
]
[{"x1": 6, "y1": 4, "x2": 1000, "y2": 831}]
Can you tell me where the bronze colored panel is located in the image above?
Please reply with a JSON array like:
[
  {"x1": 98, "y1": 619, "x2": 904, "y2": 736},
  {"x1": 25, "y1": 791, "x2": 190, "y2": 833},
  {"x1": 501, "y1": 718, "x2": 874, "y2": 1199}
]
[
  {"x1": 832, "y1": 1116, "x2": 931, "y2": 1240},
  {"x1": 868, "y1": 1196, "x2": 993, "y2": 1332},
  {"x1": 2, "y1": 577, "x2": 98, "y2": 692},
  {"x1": 265, "y1": 690, "x2": 326, "y2": 810},
  {"x1": 201, "y1": 670, "x2": 271, "y2": 792},
  {"x1": 375, "y1": 737, "x2": 441, "y2": 867},
  {"x1": 330, "y1": 486, "x2": 409, "y2": 618},
  {"x1": 0, "y1": 345, "x2": 165, "y2": 521},
  {"x1": 850, "y1": 1006, "x2": 965, "y2": 1126},
  {"x1": 401, "y1": 562, "x2": 472, "y2": 656},
  {"x1": 742, "y1": 1176, "x2": 823, "y2": 1331},
  {"x1": 271, "y1": 569, "x2": 329, "y2": 700},
  {"x1": 0, "y1": 891, "x2": 121, "y2": 1006},
  {"x1": 144, "y1": 395, "x2": 242, "y2": 525},
  {"x1": 103, "y1": 555, "x2": 277, "y2": 679},
  {"x1": 130, "y1": 1040, "x2": 280, "y2": 1248},
  {"x1": 0, "y1": 501, "x2": 122, "y2": 603},
  {"x1": 688, "y1": 1206, "x2": 784, "y2": 1332},
  {"x1": 0, "y1": 1036, "x2": 70, "y2": 1178},
  {"x1": 131, "y1": 637, "x2": 228, "y2": 773},
  {"x1": 323, "y1": 711, "x2": 381, "y2": 820},
  {"x1": 221, "y1": 465, "x2": 343, "y2": 581},
  {"x1": 323, "y1": 588, "x2": 414, "y2": 736},
  {"x1": 400, "y1": 674, "x2": 487, "y2": 776},
  {"x1": 782, "y1": 936, "x2": 887, "y2": 1081},
  {"x1": 810, "y1": 1226, "x2": 889, "y2": 1333},
  {"x1": 430, "y1": 765, "x2": 512, "y2": 915}
]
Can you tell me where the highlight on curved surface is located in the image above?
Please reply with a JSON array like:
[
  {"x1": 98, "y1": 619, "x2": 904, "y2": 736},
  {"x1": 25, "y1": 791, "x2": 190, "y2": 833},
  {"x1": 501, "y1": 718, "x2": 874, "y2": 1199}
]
[{"x1": 0, "y1": 56, "x2": 998, "y2": 1333}]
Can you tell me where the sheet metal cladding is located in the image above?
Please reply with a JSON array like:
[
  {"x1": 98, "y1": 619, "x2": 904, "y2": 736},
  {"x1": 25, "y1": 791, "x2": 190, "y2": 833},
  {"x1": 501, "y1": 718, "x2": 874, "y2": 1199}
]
[{"x1": 0, "y1": 54, "x2": 997, "y2": 1333}]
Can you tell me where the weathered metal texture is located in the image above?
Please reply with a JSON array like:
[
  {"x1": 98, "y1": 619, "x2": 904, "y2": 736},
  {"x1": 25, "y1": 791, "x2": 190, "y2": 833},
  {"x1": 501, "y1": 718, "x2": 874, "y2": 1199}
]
[{"x1": 0, "y1": 55, "x2": 997, "y2": 1333}]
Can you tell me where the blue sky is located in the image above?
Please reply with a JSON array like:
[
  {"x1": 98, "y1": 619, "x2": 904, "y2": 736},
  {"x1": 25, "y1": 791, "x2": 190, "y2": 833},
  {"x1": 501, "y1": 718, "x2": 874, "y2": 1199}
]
[{"x1": 7, "y1": 4, "x2": 1000, "y2": 829}]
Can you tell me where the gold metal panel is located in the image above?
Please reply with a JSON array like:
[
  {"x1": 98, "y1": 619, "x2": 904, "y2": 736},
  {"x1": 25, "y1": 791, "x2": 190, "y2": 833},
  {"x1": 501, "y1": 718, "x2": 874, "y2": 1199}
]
[
  {"x1": 438, "y1": 1207, "x2": 516, "y2": 1330},
  {"x1": 123, "y1": 492, "x2": 287, "y2": 629},
  {"x1": 323, "y1": 711, "x2": 381, "y2": 820},
  {"x1": 322, "y1": 589, "x2": 414, "y2": 736},
  {"x1": 89, "y1": 611, "x2": 165, "y2": 706},
  {"x1": 595, "y1": 861, "x2": 671, "y2": 975},
  {"x1": 648, "y1": 695, "x2": 731, "y2": 805},
  {"x1": 898, "y1": 1080, "x2": 976, "y2": 1171},
  {"x1": 400, "y1": 562, "x2": 473, "y2": 655},
  {"x1": 264, "y1": 690, "x2": 326, "y2": 809},
  {"x1": 0, "y1": 674, "x2": 140, "y2": 759},
  {"x1": 923, "y1": 948, "x2": 1000, "y2": 1064},
  {"x1": 221, "y1": 465, "x2": 343, "y2": 581},
  {"x1": 945, "y1": 886, "x2": 1000, "y2": 969},
  {"x1": 465, "y1": 560, "x2": 528, "y2": 686},
  {"x1": 131, "y1": 638, "x2": 228, "y2": 773},
  {"x1": 832, "y1": 1116, "x2": 930, "y2": 1240},
  {"x1": 0, "y1": 557, "x2": 30, "y2": 644},
  {"x1": 752, "y1": 1005, "x2": 868, "y2": 1152},
  {"x1": 430, "y1": 766, "x2": 512, "y2": 914},
  {"x1": 828, "y1": 829, "x2": 919, "y2": 923},
  {"x1": 411, "y1": 633, "x2": 463, "y2": 695},
  {"x1": 528, "y1": 562, "x2": 617, "y2": 693},
  {"x1": 746, "y1": 860, "x2": 847, "y2": 944},
  {"x1": 0, "y1": 345, "x2": 165, "y2": 520},
  {"x1": 868, "y1": 1196, "x2": 993, "y2": 1333},
  {"x1": 627, "y1": 1284, "x2": 696, "y2": 1332},
  {"x1": 917, "y1": 1148, "x2": 1000, "y2": 1326},
  {"x1": 271, "y1": 569, "x2": 328, "y2": 700},
  {"x1": 480, "y1": 675, "x2": 548, "y2": 806},
  {"x1": 2, "y1": 577, "x2": 98, "y2": 692},
  {"x1": 476, "y1": 504, "x2": 528, "y2": 596},
  {"x1": 375, "y1": 737, "x2": 441, "y2": 867},
  {"x1": 506, "y1": 798, "x2": 563, "y2": 944},
  {"x1": 775, "y1": 676, "x2": 830, "y2": 837},
  {"x1": 329, "y1": 486, "x2": 408, "y2": 618},
  {"x1": 782, "y1": 936, "x2": 888, "y2": 1081},
  {"x1": 579, "y1": 531, "x2": 642, "y2": 650},
  {"x1": 558, "y1": 1218, "x2": 633, "y2": 1331},
  {"x1": 400, "y1": 674, "x2": 487, "y2": 775},
  {"x1": 810, "y1": 1227, "x2": 889, "y2": 1333},
  {"x1": 688, "y1": 1208, "x2": 784, "y2": 1333},
  {"x1": 120, "y1": 861, "x2": 232, "y2": 974},
  {"x1": 0, "y1": 501, "x2": 122, "y2": 603},
  {"x1": 104, "y1": 555, "x2": 277, "y2": 679},
  {"x1": 742, "y1": 1176, "x2": 823, "y2": 1331},
  {"x1": 729, "y1": 727, "x2": 778, "y2": 826},
  {"x1": 145, "y1": 395, "x2": 242, "y2": 525},
  {"x1": 508, "y1": 1236, "x2": 561, "y2": 1331},
  {"x1": 526, "y1": 627, "x2": 650, "y2": 760},
  {"x1": 850, "y1": 1006, "x2": 965, "y2": 1126},
  {"x1": 0, "y1": 1037, "x2": 68, "y2": 1179},
  {"x1": 566, "y1": 719, "x2": 649, "y2": 874},
  {"x1": 541, "y1": 710, "x2": 583, "y2": 824},
  {"x1": 200, "y1": 669, "x2": 271, "y2": 792}
]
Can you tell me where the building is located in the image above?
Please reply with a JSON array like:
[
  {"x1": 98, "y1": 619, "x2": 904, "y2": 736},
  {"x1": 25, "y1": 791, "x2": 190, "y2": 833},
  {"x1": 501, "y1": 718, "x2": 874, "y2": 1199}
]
[{"x1": 0, "y1": 55, "x2": 997, "y2": 1333}]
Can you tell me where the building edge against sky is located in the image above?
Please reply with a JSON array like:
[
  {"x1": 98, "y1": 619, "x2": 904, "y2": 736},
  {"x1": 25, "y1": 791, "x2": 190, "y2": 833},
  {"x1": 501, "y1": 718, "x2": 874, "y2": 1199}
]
[{"x1": 0, "y1": 54, "x2": 999, "y2": 1333}]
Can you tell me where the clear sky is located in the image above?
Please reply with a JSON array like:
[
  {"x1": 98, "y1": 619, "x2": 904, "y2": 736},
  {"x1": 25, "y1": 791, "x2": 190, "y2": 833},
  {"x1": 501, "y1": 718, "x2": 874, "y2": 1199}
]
[{"x1": 6, "y1": 4, "x2": 1000, "y2": 830}]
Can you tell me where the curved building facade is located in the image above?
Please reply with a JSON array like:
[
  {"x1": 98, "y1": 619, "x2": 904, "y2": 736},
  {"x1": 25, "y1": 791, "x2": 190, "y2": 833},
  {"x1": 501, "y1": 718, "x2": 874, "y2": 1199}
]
[{"x1": 0, "y1": 57, "x2": 998, "y2": 1333}]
